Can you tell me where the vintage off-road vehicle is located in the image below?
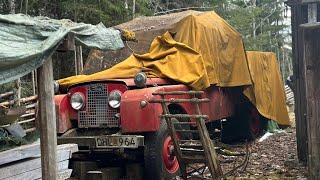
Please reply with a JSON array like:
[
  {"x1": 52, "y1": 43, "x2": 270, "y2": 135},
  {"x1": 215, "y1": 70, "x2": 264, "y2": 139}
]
[{"x1": 54, "y1": 11, "x2": 289, "y2": 179}]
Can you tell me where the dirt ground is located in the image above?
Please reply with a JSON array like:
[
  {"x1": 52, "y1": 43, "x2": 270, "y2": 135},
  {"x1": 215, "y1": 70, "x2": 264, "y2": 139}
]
[{"x1": 219, "y1": 107, "x2": 307, "y2": 179}]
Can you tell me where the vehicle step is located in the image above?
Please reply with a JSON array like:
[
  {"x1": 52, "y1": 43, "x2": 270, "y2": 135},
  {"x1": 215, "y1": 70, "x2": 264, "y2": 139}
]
[
  {"x1": 173, "y1": 122, "x2": 196, "y2": 125},
  {"x1": 175, "y1": 130, "x2": 199, "y2": 133},
  {"x1": 181, "y1": 148, "x2": 204, "y2": 154},
  {"x1": 150, "y1": 98, "x2": 210, "y2": 103},
  {"x1": 160, "y1": 114, "x2": 208, "y2": 119},
  {"x1": 179, "y1": 140, "x2": 202, "y2": 143},
  {"x1": 179, "y1": 144, "x2": 203, "y2": 149},
  {"x1": 152, "y1": 91, "x2": 204, "y2": 95}
]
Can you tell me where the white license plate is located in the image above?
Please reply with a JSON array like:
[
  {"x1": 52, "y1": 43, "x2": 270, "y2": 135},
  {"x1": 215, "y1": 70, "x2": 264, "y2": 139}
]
[{"x1": 96, "y1": 136, "x2": 138, "y2": 148}]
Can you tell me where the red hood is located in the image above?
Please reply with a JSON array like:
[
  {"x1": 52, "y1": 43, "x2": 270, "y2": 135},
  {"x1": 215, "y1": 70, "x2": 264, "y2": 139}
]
[{"x1": 90, "y1": 78, "x2": 176, "y2": 87}]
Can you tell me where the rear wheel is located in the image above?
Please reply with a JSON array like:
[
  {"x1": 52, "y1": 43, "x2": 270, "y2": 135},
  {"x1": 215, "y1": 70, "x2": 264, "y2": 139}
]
[{"x1": 144, "y1": 120, "x2": 180, "y2": 180}]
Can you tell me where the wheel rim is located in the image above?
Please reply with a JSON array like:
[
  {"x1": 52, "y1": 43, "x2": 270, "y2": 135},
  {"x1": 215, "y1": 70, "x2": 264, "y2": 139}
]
[{"x1": 162, "y1": 135, "x2": 179, "y2": 174}]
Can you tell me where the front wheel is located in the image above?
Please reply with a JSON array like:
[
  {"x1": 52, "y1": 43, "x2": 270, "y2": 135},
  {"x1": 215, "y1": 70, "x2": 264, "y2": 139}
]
[{"x1": 144, "y1": 120, "x2": 180, "y2": 180}]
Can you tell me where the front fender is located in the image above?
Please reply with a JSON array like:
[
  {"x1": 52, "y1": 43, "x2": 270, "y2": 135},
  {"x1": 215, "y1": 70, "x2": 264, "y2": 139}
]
[
  {"x1": 120, "y1": 87, "x2": 163, "y2": 133},
  {"x1": 120, "y1": 84, "x2": 192, "y2": 133},
  {"x1": 54, "y1": 94, "x2": 75, "y2": 134}
]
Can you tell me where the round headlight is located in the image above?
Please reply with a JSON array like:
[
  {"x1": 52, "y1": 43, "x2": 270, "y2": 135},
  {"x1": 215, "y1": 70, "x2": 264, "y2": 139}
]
[
  {"x1": 70, "y1": 92, "x2": 85, "y2": 110},
  {"x1": 134, "y1": 72, "x2": 147, "y2": 88},
  {"x1": 108, "y1": 90, "x2": 122, "y2": 108}
]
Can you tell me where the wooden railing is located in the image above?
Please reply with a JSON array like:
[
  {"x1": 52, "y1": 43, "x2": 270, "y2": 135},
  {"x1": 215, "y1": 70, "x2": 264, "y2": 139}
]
[{"x1": 0, "y1": 91, "x2": 37, "y2": 133}]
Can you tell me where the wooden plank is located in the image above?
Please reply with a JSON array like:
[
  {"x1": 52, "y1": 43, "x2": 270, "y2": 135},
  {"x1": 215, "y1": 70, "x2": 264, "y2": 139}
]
[
  {"x1": 0, "y1": 95, "x2": 37, "y2": 107},
  {"x1": 194, "y1": 103, "x2": 222, "y2": 178},
  {"x1": 57, "y1": 169, "x2": 73, "y2": 180},
  {"x1": 0, "y1": 148, "x2": 74, "y2": 179},
  {"x1": 25, "y1": 127, "x2": 37, "y2": 133},
  {"x1": 303, "y1": 27, "x2": 320, "y2": 179},
  {"x1": 0, "y1": 143, "x2": 40, "y2": 166},
  {"x1": 2, "y1": 160, "x2": 69, "y2": 180},
  {"x1": 36, "y1": 57, "x2": 57, "y2": 180},
  {"x1": 0, "y1": 143, "x2": 78, "y2": 166},
  {"x1": 290, "y1": 3, "x2": 309, "y2": 164},
  {"x1": 0, "y1": 91, "x2": 14, "y2": 99}
]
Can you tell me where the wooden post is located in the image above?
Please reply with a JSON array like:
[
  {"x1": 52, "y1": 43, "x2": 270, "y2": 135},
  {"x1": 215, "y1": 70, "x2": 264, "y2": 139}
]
[
  {"x1": 37, "y1": 57, "x2": 57, "y2": 180},
  {"x1": 32, "y1": 70, "x2": 36, "y2": 95},
  {"x1": 75, "y1": 46, "x2": 83, "y2": 74},
  {"x1": 302, "y1": 24, "x2": 320, "y2": 179},
  {"x1": 289, "y1": 2, "x2": 314, "y2": 164}
]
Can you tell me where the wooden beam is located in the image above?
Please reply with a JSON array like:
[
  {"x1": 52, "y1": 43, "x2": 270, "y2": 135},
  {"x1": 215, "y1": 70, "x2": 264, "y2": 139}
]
[
  {"x1": 291, "y1": 3, "x2": 310, "y2": 164},
  {"x1": 303, "y1": 27, "x2": 320, "y2": 179},
  {"x1": 0, "y1": 143, "x2": 78, "y2": 166},
  {"x1": 36, "y1": 57, "x2": 57, "y2": 180}
]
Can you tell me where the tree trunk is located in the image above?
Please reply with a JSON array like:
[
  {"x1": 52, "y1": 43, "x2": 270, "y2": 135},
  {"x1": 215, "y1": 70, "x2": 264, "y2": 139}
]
[{"x1": 9, "y1": 0, "x2": 15, "y2": 14}]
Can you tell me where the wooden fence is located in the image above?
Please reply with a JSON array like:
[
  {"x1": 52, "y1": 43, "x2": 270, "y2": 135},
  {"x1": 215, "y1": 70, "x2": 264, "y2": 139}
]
[{"x1": 0, "y1": 91, "x2": 37, "y2": 133}]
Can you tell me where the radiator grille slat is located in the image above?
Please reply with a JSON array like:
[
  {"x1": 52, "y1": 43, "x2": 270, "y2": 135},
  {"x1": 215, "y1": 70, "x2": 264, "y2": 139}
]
[{"x1": 78, "y1": 83, "x2": 119, "y2": 128}]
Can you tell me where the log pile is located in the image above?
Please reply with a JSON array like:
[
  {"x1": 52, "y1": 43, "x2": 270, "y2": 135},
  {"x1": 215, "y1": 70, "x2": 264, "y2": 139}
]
[{"x1": 0, "y1": 143, "x2": 78, "y2": 180}]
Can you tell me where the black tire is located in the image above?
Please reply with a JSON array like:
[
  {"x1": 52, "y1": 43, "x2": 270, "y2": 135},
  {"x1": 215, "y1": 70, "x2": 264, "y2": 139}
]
[{"x1": 144, "y1": 120, "x2": 180, "y2": 180}]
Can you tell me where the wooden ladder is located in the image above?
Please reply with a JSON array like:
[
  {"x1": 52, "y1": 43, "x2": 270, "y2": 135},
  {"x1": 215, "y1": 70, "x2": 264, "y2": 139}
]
[{"x1": 150, "y1": 91, "x2": 222, "y2": 179}]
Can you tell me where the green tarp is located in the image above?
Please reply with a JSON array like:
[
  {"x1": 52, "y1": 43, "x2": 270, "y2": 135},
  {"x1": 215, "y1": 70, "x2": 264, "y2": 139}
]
[{"x1": 0, "y1": 14, "x2": 124, "y2": 84}]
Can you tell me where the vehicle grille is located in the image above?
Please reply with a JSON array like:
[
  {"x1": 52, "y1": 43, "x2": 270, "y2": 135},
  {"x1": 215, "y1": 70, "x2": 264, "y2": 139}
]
[{"x1": 78, "y1": 83, "x2": 119, "y2": 128}]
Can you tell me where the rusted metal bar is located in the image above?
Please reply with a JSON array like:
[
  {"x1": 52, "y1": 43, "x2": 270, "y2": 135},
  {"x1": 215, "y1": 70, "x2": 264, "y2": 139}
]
[
  {"x1": 160, "y1": 114, "x2": 208, "y2": 119},
  {"x1": 152, "y1": 91, "x2": 204, "y2": 95},
  {"x1": 149, "y1": 98, "x2": 209, "y2": 104}
]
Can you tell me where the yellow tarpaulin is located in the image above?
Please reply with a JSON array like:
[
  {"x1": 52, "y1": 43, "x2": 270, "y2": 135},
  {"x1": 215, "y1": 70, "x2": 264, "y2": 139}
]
[
  {"x1": 244, "y1": 51, "x2": 290, "y2": 125},
  {"x1": 171, "y1": 11, "x2": 252, "y2": 87},
  {"x1": 58, "y1": 11, "x2": 289, "y2": 126},
  {"x1": 59, "y1": 32, "x2": 210, "y2": 90},
  {"x1": 59, "y1": 11, "x2": 252, "y2": 89}
]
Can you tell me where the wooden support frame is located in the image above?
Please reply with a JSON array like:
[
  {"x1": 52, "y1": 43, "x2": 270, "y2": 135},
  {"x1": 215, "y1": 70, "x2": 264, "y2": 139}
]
[
  {"x1": 301, "y1": 22, "x2": 320, "y2": 179},
  {"x1": 288, "y1": 1, "x2": 320, "y2": 164},
  {"x1": 37, "y1": 57, "x2": 58, "y2": 180}
]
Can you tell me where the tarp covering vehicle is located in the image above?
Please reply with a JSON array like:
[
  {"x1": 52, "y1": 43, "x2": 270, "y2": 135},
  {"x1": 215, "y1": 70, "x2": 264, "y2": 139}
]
[
  {"x1": 244, "y1": 51, "x2": 290, "y2": 125},
  {"x1": 58, "y1": 11, "x2": 289, "y2": 126},
  {"x1": 59, "y1": 11, "x2": 252, "y2": 89}
]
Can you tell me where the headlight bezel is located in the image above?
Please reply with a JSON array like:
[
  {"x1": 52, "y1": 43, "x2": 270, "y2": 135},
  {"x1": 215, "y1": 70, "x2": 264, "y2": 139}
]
[
  {"x1": 70, "y1": 92, "x2": 85, "y2": 110},
  {"x1": 134, "y1": 72, "x2": 147, "y2": 88},
  {"x1": 108, "y1": 90, "x2": 122, "y2": 108}
]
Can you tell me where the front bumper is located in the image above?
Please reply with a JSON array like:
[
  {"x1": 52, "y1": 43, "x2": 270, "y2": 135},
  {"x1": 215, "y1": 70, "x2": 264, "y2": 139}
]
[{"x1": 57, "y1": 130, "x2": 144, "y2": 150}]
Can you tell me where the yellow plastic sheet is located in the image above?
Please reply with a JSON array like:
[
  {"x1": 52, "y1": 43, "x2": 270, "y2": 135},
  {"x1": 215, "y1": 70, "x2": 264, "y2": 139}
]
[
  {"x1": 171, "y1": 11, "x2": 252, "y2": 87},
  {"x1": 244, "y1": 51, "x2": 290, "y2": 125},
  {"x1": 59, "y1": 32, "x2": 210, "y2": 90},
  {"x1": 59, "y1": 11, "x2": 252, "y2": 89}
]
